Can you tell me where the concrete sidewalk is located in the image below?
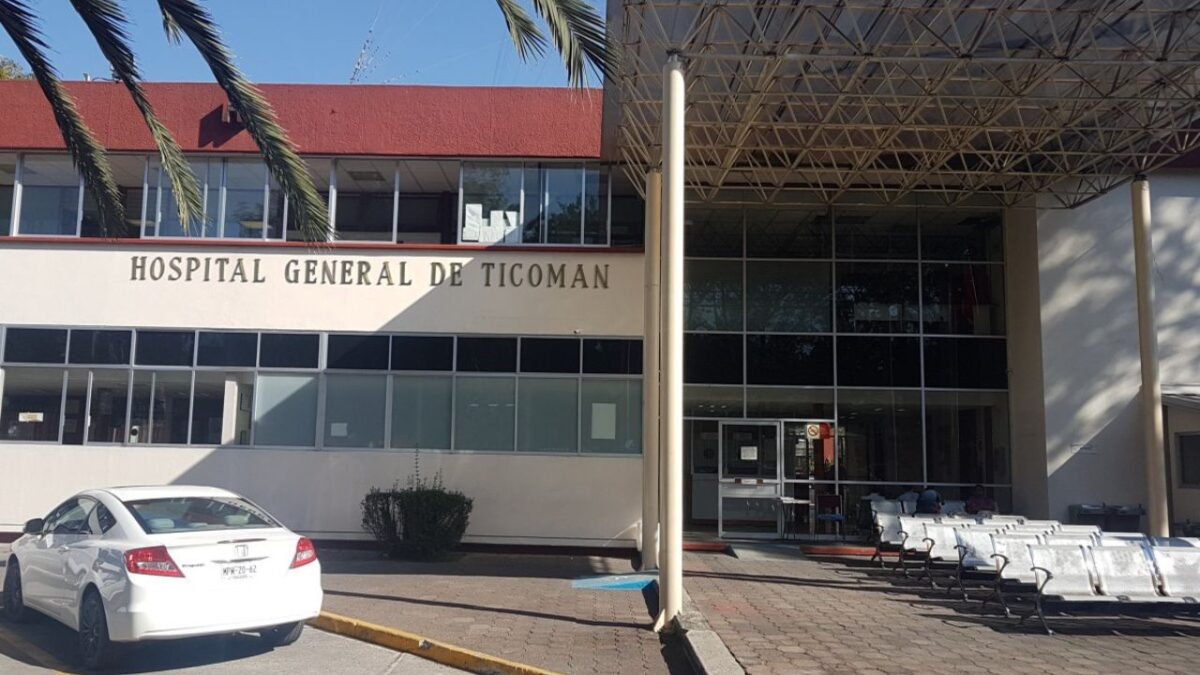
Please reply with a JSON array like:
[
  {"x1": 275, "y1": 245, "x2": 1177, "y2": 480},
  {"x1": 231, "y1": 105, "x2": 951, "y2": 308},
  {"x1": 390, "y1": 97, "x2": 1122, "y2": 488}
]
[{"x1": 318, "y1": 549, "x2": 693, "y2": 675}]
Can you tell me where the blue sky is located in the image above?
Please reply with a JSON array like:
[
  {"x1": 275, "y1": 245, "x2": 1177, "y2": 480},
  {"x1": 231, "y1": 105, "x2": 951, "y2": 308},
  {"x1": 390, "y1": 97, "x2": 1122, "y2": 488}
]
[{"x1": 0, "y1": 1, "x2": 605, "y2": 86}]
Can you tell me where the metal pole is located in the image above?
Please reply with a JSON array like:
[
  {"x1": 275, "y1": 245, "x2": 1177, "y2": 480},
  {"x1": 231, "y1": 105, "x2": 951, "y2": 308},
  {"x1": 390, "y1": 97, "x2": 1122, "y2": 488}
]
[
  {"x1": 641, "y1": 169, "x2": 662, "y2": 571},
  {"x1": 1130, "y1": 176, "x2": 1170, "y2": 537},
  {"x1": 659, "y1": 53, "x2": 686, "y2": 628}
]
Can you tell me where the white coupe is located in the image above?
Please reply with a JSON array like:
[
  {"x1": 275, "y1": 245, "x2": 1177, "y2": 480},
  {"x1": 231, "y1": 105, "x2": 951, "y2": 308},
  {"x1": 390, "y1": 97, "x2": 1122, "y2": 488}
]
[{"x1": 2, "y1": 485, "x2": 323, "y2": 669}]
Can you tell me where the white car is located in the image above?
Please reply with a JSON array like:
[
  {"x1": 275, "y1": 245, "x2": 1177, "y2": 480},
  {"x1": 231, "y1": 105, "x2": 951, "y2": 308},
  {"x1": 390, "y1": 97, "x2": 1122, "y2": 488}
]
[{"x1": 2, "y1": 485, "x2": 323, "y2": 669}]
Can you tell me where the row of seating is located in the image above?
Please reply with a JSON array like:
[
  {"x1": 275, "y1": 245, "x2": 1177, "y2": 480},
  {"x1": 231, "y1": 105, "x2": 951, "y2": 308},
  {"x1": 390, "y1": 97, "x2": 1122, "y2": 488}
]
[
  {"x1": 871, "y1": 498, "x2": 968, "y2": 516},
  {"x1": 869, "y1": 507, "x2": 1200, "y2": 633}
]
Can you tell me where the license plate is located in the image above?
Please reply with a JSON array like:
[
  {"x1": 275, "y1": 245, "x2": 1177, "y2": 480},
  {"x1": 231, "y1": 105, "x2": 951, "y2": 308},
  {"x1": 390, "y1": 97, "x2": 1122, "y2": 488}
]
[{"x1": 221, "y1": 564, "x2": 258, "y2": 580}]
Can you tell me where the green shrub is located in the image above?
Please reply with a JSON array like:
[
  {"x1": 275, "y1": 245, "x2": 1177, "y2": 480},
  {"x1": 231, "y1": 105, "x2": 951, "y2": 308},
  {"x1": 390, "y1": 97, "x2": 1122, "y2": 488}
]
[{"x1": 361, "y1": 472, "x2": 473, "y2": 560}]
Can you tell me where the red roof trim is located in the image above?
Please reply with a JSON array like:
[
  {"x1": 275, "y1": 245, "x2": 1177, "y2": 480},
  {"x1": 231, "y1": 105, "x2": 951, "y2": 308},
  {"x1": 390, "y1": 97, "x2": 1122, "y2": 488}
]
[{"x1": 0, "y1": 81, "x2": 602, "y2": 159}]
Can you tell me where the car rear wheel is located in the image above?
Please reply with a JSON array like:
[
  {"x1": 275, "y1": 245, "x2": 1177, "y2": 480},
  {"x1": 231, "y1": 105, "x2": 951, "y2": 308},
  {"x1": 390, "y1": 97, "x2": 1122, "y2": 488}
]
[
  {"x1": 2, "y1": 559, "x2": 28, "y2": 623},
  {"x1": 78, "y1": 590, "x2": 115, "y2": 670},
  {"x1": 260, "y1": 621, "x2": 304, "y2": 647}
]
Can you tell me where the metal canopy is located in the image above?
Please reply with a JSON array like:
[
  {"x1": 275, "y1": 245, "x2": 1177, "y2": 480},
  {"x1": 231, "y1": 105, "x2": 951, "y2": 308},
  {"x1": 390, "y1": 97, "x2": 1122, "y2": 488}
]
[{"x1": 610, "y1": 0, "x2": 1200, "y2": 208}]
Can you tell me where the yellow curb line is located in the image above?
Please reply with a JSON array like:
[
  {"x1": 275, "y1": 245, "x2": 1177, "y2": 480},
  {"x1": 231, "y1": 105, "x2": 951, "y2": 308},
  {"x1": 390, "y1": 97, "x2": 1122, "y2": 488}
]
[
  {"x1": 310, "y1": 611, "x2": 560, "y2": 675},
  {"x1": 0, "y1": 623, "x2": 70, "y2": 674}
]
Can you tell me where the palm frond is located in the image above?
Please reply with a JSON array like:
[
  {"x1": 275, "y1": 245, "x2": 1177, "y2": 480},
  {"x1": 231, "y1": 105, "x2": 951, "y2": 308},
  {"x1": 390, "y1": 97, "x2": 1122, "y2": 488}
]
[
  {"x1": 494, "y1": 0, "x2": 547, "y2": 61},
  {"x1": 0, "y1": 0, "x2": 124, "y2": 234},
  {"x1": 70, "y1": 0, "x2": 202, "y2": 231},
  {"x1": 528, "y1": 0, "x2": 614, "y2": 88},
  {"x1": 157, "y1": 0, "x2": 330, "y2": 242}
]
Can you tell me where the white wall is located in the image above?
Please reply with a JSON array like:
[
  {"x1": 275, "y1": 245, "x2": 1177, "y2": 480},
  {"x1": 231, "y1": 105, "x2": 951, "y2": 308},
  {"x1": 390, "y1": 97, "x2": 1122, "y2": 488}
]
[
  {"x1": 1033, "y1": 172, "x2": 1200, "y2": 523},
  {"x1": 0, "y1": 243, "x2": 646, "y2": 546}
]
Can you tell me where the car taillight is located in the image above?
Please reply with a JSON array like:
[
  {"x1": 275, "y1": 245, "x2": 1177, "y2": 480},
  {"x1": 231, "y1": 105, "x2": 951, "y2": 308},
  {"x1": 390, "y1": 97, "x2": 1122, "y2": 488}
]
[
  {"x1": 124, "y1": 546, "x2": 184, "y2": 578},
  {"x1": 290, "y1": 537, "x2": 317, "y2": 569}
]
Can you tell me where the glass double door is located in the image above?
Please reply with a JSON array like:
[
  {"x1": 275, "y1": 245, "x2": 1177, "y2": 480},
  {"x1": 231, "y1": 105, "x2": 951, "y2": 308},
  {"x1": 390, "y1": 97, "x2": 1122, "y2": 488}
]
[{"x1": 717, "y1": 419, "x2": 838, "y2": 539}]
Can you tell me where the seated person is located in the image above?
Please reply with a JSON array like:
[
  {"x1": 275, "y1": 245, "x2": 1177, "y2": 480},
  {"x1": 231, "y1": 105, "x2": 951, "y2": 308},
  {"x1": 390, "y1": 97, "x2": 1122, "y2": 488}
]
[
  {"x1": 896, "y1": 486, "x2": 920, "y2": 502},
  {"x1": 965, "y1": 484, "x2": 998, "y2": 514},
  {"x1": 914, "y1": 486, "x2": 943, "y2": 514}
]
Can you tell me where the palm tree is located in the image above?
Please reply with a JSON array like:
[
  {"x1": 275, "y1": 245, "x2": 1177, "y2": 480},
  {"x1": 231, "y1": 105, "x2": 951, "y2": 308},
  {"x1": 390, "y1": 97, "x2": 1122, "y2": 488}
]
[{"x1": 0, "y1": 0, "x2": 612, "y2": 241}]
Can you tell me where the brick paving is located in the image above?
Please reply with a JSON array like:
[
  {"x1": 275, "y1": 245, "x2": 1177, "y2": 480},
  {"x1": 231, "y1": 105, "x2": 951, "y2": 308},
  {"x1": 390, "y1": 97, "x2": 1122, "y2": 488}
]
[
  {"x1": 318, "y1": 550, "x2": 691, "y2": 675},
  {"x1": 683, "y1": 547, "x2": 1200, "y2": 675}
]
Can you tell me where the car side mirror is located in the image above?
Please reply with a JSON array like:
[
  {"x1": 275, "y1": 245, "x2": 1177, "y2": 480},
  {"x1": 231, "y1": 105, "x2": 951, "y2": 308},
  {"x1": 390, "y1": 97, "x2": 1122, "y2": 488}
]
[{"x1": 23, "y1": 518, "x2": 44, "y2": 535}]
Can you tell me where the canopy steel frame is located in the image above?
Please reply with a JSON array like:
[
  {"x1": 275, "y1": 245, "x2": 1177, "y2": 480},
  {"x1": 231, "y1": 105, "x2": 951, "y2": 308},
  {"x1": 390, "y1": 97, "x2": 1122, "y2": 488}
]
[{"x1": 610, "y1": 0, "x2": 1200, "y2": 208}]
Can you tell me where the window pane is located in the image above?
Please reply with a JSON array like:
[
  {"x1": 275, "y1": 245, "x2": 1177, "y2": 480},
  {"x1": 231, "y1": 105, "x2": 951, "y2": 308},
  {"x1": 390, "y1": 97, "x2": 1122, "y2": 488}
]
[
  {"x1": 391, "y1": 336, "x2": 453, "y2": 371},
  {"x1": 82, "y1": 154, "x2": 145, "y2": 238},
  {"x1": 224, "y1": 160, "x2": 267, "y2": 239},
  {"x1": 685, "y1": 260, "x2": 742, "y2": 331},
  {"x1": 454, "y1": 376, "x2": 515, "y2": 451},
  {"x1": 129, "y1": 370, "x2": 190, "y2": 444},
  {"x1": 461, "y1": 162, "x2": 521, "y2": 244},
  {"x1": 153, "y1": 159, "x2": 220, "y2": 237},
  {"x1": 685, "y1": 334, "x2": 743, "y2": 385},
  {"x1": 1181, "y1": 435, "x2": 1200, "y2": 486},
  {"x1": 0, "y1": 152, "x2": 15, "y2": 234},
  {"x1": 456, "y1": 337, "x2": 517, "y2": 372},
  {"x1": 254, "y1": 374, "x2": 317, "y2": 447},
  {"x1": 582, "y1": 339, "x2": 642, "y2": 374},
  {"x1": 685, "y1": 210, "x2": 742, "y2": 257},
  {"x1": 391, "y1": 375, "x2": 452, "y2": 449},
  {"x1": 922, "y1": 264, "x2": 1006, "y2": 336},
  {"x1": 190, "y1": 371, "x2": 227, "y2": 445},
  {"x1": 197, "y1": 332, "x2": 257, "y2": 367},
  {"x1": 62, "y1": 369, "x2": 87, "y2": 445},
  {"x1": 746, "y1": 335, "x2": 833, "y2": 386},
  {"x1": 520, "y1": 338, "x2": 579, "y2": 373},
  {"x1": 837, "y1": 389, "x2": 923, "y2": 483},
  {"x1": 746, "y1": 387, "x2": 834, "y2": 419},
  {"x1": 745, "y1": 261, "x2": 831, "y2": 332},
  {"x1": 259, "y1": 333, "x2": 319, "y2": 368},
  {"x1": 397, "y1": 160, "x2": 458, "y2": 245},
  {"x1": 517, "y1": 377, "x2": 578, "y2": 452},
  {"x1": 87, "y1": 369, "x2": 129, "y2": 443},
  {"x1": 135, "y1": 330, "x2": 195, "y2": 366},
  {"x1": 18, "y1": 155, "x2": 78, "y2": 235},
  {"x1": 4, "y1": 328, "x2": 67, "y2": 363},
  {"x1": 684, "y1": 385, "x2": 743, "y2": 418},
  {"x1": 69, "y1": 330, "x2": 131, "y2": 365},
  {"x1": 834, "y1": 209, "x2": 918, "y2": 259},
  {"x1": 746, "y1": 209, "x2": 831, "y2": 258},
  {"x1": 925, "y1": 390, "x2": 1010, "y2": 484},
  {"x1": 923, "y1": 337, "x2": 1008, "y2": 389},
  {"x1": 282, "y1": 158, "x2": 332, "y2": 241},
  {"x1": 335, "y1": 159, "x2": 394, "y2": 242},
  {"x1": 583, "y1": 167, "x2": 608, "y2": 245},
  {"x1": 609, "y1": 193, "x2": 644, "y2": 248},
  {"x1": 581, "y1": 379, "x2": 641, "y2": 454},
  {"x1": 0, "y1": 367, "x2": 63, "y2": 441},
  {"x1": 835, "y1": 262, "x2": 920, "y2": 334},
  {"x1": 324, "y1": 374, "x2": 386, "y2": 448},
  {"x1": 545, "y1": 165, "x2": 583, "y2": 244},
  {"x1": 327, "y1": 334, "x2": 389, "y2": 370},
  {"x1": 921, "y1": 211, "x2": 1003, "y2": 262},
  {"x1": 837, "y1": 336, "x2": 921, "y2": 387}
]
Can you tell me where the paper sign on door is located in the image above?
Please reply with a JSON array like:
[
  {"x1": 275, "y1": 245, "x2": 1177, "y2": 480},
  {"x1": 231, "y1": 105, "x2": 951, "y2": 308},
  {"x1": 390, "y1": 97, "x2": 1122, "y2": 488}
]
[{"x1": 740, "y1": 445, "x2": 758, "y2": 461}]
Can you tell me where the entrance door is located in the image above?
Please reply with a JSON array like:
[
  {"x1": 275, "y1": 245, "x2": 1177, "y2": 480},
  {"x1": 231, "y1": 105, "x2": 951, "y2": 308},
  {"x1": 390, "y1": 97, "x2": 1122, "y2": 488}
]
[
  {"x1": 781, "y1": 420, "x2": 839, "y2": 538},
  {"x1": 717, "y1": 421, "x2": 781, "y2": 539}
]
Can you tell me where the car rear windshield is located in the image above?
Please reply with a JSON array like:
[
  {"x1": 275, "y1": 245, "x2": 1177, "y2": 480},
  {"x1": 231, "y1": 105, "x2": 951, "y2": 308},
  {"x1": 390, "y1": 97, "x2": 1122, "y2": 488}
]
[{"x1": 123, "y1": 497, "x2": 280, "y2": 534}]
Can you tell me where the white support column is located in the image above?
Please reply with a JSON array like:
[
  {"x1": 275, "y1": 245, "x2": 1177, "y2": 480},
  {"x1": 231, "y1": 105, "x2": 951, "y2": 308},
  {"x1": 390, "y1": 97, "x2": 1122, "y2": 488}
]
[
  {"x1": 641, "y1": 169, "x2": 663, "y2": 571},
  {"x1": 659, "y1": 53, "x2": 686, "y2": 629},
  {"x1": 1131, "y1": 176, "x2": 1170, "y2": 536}
]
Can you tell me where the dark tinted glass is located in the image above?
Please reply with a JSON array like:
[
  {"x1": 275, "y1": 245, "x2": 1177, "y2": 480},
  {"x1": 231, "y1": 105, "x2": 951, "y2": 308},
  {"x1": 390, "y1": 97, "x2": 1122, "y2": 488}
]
[
  {"x1": 837, "y1": 389, "x2": 923, "y2": 482},
  {"x1": 1181, "y1": 435, "x2": 1200, "y2": 486},
  {"x1": 836, "y1": 262, "x2": 920, "y2": 333},
  {"x1": 923, "y1": 337, "x2": 1008, "y2": 389},
  {"x1": 327, "y1": 334, "x2": 390, "y2": 370},
  {"x1": 583, "y1": 339, "x2": 643, "y2": 374},
  {"x1": 135, "y1": 330, "x2": 195, "y2": 366},
  {"x1": 4, "y1": 328, "x2": 67, "y2": 363},
  {"x1": 391, "y1": 336, "x2": 453, "y2": 371},
  {"x1": 837, "y1": 336, "x2": 921, "y2": 387},
  {"x1": 685, "y1": 210, "x2": 743, "y2": 257},
  {"x1": 746, "y1": 335, "x2": 833, "y2": 385},
  {"x1": 925, "y1": 391, "x2": 1010, "y2": 484},
  {"x1": 746, "y1": 209, "x2": 831, "y2": 258},
  {"x1": 835, "y1": 211, "x2": 918, "y2": 259},
  {"x1": 745, "y1": 261, "x2": 831, "y2": 332},
  {"x1": 684, "y1": 334, "x2": 742, "y2": 384},
  {"x1": 921, "y1": 212, "x2": 1003, "y2": 261},
  {"x1": 259, "y1": 333, "x2": 319, "y2": 368},
  {"x1": 68, "y1": 329, "x2": 130, "y2": 365},
  {"x1": 196, "y1": 332, "x2": 257, "y2": 367},
  {"x1": 519, "y1": 338, "x2": 579, "y2": 373},
  {"x1": 922, "y1": 264, "x2": 1006, "y2": 336},
  {"x1": 456, "y1": 337, "x2": 517, "y2": 372}
]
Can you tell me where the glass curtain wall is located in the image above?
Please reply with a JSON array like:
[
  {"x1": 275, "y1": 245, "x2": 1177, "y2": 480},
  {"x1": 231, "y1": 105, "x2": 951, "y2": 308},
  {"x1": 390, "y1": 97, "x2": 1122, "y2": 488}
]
[{"x1": 683, "y1": 206, "x2": 1009, "y2": 529}]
